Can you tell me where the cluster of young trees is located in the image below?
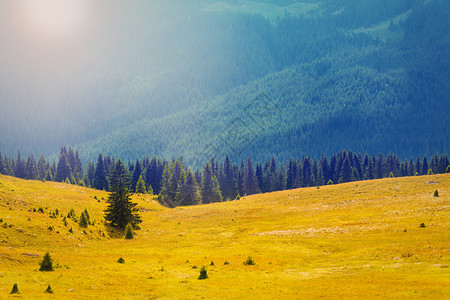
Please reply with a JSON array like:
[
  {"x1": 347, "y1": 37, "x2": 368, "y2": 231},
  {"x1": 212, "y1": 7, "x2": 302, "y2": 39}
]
[{"x1": 1, "y1": 148, "x2": 448, "y2": 208}]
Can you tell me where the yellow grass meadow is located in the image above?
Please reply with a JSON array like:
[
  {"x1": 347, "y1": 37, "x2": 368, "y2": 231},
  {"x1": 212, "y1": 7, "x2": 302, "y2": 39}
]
[{"x1": 0, "y1": 173, "x2": 449, "y2": 299}]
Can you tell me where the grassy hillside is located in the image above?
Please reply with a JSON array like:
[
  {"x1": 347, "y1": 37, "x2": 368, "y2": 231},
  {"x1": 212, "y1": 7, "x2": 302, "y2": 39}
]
[{"x1": 0, "y1": 174, "x2": 449, "y2": 299}]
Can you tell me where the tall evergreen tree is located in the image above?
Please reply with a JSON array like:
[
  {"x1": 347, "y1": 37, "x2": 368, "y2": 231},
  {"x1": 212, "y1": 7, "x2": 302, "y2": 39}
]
[
  {"x1": 135, "y1": 175, "x2": 147, "y2": 194},
  {"x1": 25, "y1": 154, "x2": 37, "y2": 180},
  {"x1": 131, "y1": 159, "x2": 142, "y2": 192},
  {"x1": 201, "y1": 163, "x2": 223, "y2": 203},
  {"x1": 422, "y1": 155, "x2": 429, "y2": 175},
  {"x1": 340, "y1": 158, "x2": 352, "y2": 183},
  {"x1": 93, "y1": 154, "x2": 108, "y2": 190},
  {"x1": 15, "y1": 150, "x2": 26, "y2": 179},
  {"x1": 176, "y1": 168, "x2": 202, "y2": 206},
  {"x1": 222, "y1": 155, "x2": 237, "y2": 200},
  {"x1": 244, "y1": 158, "x2": 259, "y2": 195},
  {"x1": 104, "y1": 159, "x2": 141, "y2": 229},
  {"x1": 55, "y1": 152, "x2": 71, "y2": 182},
  {"x1": 37, "y1": 155, "x2": 48, "y2": 180}
]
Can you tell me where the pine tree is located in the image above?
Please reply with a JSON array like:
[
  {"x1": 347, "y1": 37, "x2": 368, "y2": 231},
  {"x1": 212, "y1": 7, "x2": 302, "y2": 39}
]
[
  {"x1": 10, "y1": 283, "x2": 20, "y2": 294},
  {"x1": 244, "y1": 158, "x2": 259, "y2": 195},
  {"x1": 39, "y1": 252, "x2": 54, "y2": 271},
  {"x1": 222, "y1": 156, "x2": 237, "y2": 200},
  {"x1": 135, "y1": 175, "x2": 147, "y2": 194},
  {"x1": 55, "y1": 152, "x2": 71, "y2": 182},
  {"x1": 422, "y1": 155, "x2": 429, "y2": 175},
  {"x1": 125, "y1": 223, "x2": 134, "y2": 239},
  {"x1": 175, "y1": 168, "x2": 201, "y2": 206},
  {"x1": 25, "y1": 154, "x2": 37, "y2": 179},
  {"x1": 93, "y1": 154, "x2": 108, "y2": 190},
  {"x1": 104, "y1": 159, "x2": 142, "y2": 229},
  {"x1": 201, "y1": 163, "x2": 223, "y2": 203},
  {"x1": 79, "y1": 211, "x2": 88, "y2": 227},
  {"x1": 15, "y1": 150, "x2": 26, "y2": 179},
  {"x1": 340, "y1": 158, "x2": 352, "y2": 183},
  {"x1": 37, "y1": 155, "x2": 48, "y2": 180},
  {"x1": 131, "y1": 159, "x2": 142, "y2": 192}
]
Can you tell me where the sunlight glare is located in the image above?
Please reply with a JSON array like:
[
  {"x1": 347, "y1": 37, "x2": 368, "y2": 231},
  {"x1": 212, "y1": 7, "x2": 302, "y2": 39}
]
[{"x1": 20, "y1": 0, "x2": 88, "y2": 40}]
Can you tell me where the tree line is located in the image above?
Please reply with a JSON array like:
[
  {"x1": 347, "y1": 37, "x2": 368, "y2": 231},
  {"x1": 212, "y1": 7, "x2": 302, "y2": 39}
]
[{"x1": 0, "y1": 147, "x2": 448, "y2": 207}]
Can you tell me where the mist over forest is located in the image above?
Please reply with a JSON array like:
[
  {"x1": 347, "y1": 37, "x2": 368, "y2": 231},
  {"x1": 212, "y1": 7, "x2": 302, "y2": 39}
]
[{"x1": 1, "y1": 0, "x2": 449, "y2": 166}]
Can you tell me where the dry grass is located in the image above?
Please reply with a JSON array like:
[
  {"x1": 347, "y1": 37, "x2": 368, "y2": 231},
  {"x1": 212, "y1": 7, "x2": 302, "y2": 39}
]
[{"x1": 0, "y1": 174, "x2": 449, "y2": 299}]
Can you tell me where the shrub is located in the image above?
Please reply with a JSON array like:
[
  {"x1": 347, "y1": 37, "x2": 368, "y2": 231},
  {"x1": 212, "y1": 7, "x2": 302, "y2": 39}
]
[
  {"x1": 10, "y1": 283, "x2": 20, "y2": 294},
  {"x1": 125, "y1": 223, "x2": 134, "y2": 239},
  {"x1": 327, "y1": 179, "x2": 333, "y2": 185},
  {"x1": 235, "y1": 194, "x2": 241, "y2": 200},
  {"x1": 117, "y1": 257, "x2": 125, "y2": 264},
  {"x1": 45, "y1": 285, "x2": 54, "y2": 294},
  {"x1": 419, "y1": 223, "x2": 426, "y2": 228},
  {"x1": 210, "y1": 261, "x2": 215, "y2": 266},
  {"x1": 427, "y1": 168, "x2": 433, "y2": 175},
  {"x1": 243, "y1": 256, "x2": 255, "y2": 265},
  {"x1": 39, "y1": 252, "x2": 54, "y2": 271},
  {"x1": 389, "y1": 172, "x2": 394, "y2": 178},
  {"x1": 434, "y1": 190, "x2": 439, "y2": 197},
  {"x1": 224, "y1": 261, "x2": 230, "y2": 265},
  {"x1": 198, "y1": 266, "x2": 208, "y2": 280}
]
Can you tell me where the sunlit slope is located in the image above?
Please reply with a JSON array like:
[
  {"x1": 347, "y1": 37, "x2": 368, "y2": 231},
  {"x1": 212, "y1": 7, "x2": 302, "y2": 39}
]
[{"x1": 0, "y1": 174, "x2": 449, "y2": 299}]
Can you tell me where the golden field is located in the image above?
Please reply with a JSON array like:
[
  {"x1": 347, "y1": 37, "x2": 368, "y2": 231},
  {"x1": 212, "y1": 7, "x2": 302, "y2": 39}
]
[{"x1": 0, "y1": 173, "x2": 449, "y2": 299}]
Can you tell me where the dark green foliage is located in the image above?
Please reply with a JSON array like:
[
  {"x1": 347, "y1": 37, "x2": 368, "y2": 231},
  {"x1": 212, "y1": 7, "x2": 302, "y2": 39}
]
[
  {"x1": 45, "y1": 285, "x2": 54, "y2": 294},
  {"x1": 198, "y1": 266, "x2": 208, "y2": 280},
  {"x1": 93, "y1": 154, "x2": 108, "y2": 191},
  {"x1": 224, "y1": 261, "x2": 230, "y2": 265},
  {"x1": 427, "y1": 168, "x2": 433, "y2": 175},
  {"x1": 135, "y1": 175, "x2": 146, "y2": 194},
  {"x1": 84, "y1": 209, "x2": 90, "y2": 223},
  {"x1": 10, "y1": 283, "x2": 20, "y2": 294},
  {"x1": 117, "y1": 257, "x2": 125, "y2": 263},
  {"x1": 104, "y1": 160, "x2": 142, "y2": 229},
  {"x1": 419, "y1": 223, "x2": 426, "y2": 228},
  {"x1": 125, "y1": 223, "x2": 134, "y2": 239},
  {"x1": 201, "y1": 163, "x2": 223, "y2": 204},
  {"x1": 434, "y1": 190, "x2": 439, "y2": 197},
  {"x1": 79, "y1": 211, "x2": 88, "y2": 228},
  {"x1": 67, "y1": 209, "x2": 76, "y2": 220},
  {"x1": 210, "y1": 261, "x2": 214, "y2": 266},
  {"x1": 39, "y1": 252, "x2": 54, "y2": 271},
  {"x1": 243, "y1": 256, "x2": 255, "y2": 265}
]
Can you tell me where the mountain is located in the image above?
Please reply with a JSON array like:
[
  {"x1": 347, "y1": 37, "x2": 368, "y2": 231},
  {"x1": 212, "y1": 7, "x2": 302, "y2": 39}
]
[{"x1": 0, "y1": 0, "x2": 448, "y2": 164}]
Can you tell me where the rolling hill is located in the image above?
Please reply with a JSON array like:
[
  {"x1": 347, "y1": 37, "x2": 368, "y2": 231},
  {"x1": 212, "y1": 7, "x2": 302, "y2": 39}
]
[{"x1": 1, "y1": 173, "x2": 449, "y2": 298}]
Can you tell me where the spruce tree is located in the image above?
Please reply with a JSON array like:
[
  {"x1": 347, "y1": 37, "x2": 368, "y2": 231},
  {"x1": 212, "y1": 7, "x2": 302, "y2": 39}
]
[
  {"x1": 79, "y1": 211, "x2": 88, "y2": 227},
  {"x1": 39, "y1": 252, "x2": 54, "y2": 271},
  {"x1": 201, "y1": 163, "x2": 223, "y2": 203},
  {"x1": 135, "y1": 175, "x2": 147, "y2": 194},
  {"x1": 125, "y1": 223, "x2": 134, "y2": 239},
  {"x1": 93, "y1": 154, "x2": 108, "y2": 190},
  {"x1": 10, "y1": 283, "x2": 20, "y2": 294},
  {"x1": 15, "y1": 150, "x2": 26, "y2": 179},
  {"x1": 104, "y1": 159, "x2": 142, "y2": 229},
  {"x1": 175, "y1": 168, "x2": 201, "y2": 206},
  {"x1": 55, "y1": 153, "x2": 71, "y2": 182},
  {"x1": 340, "y1": 158, "x2": 352, "y2": 183}
]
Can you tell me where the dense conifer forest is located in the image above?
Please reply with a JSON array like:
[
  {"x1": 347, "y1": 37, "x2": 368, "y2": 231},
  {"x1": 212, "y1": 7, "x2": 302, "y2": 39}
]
[{"x1": 1, "y1": 147, "x2": 448, "y2": 207}]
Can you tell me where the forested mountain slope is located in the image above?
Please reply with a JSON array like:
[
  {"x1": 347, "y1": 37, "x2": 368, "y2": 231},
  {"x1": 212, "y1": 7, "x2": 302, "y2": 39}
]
[
  {"x1": 76, "y1": 0, "x2": 450, "y2": 166},
  {"x1": 1, "y1": 0, "x2": 448, "y2": 164}
]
